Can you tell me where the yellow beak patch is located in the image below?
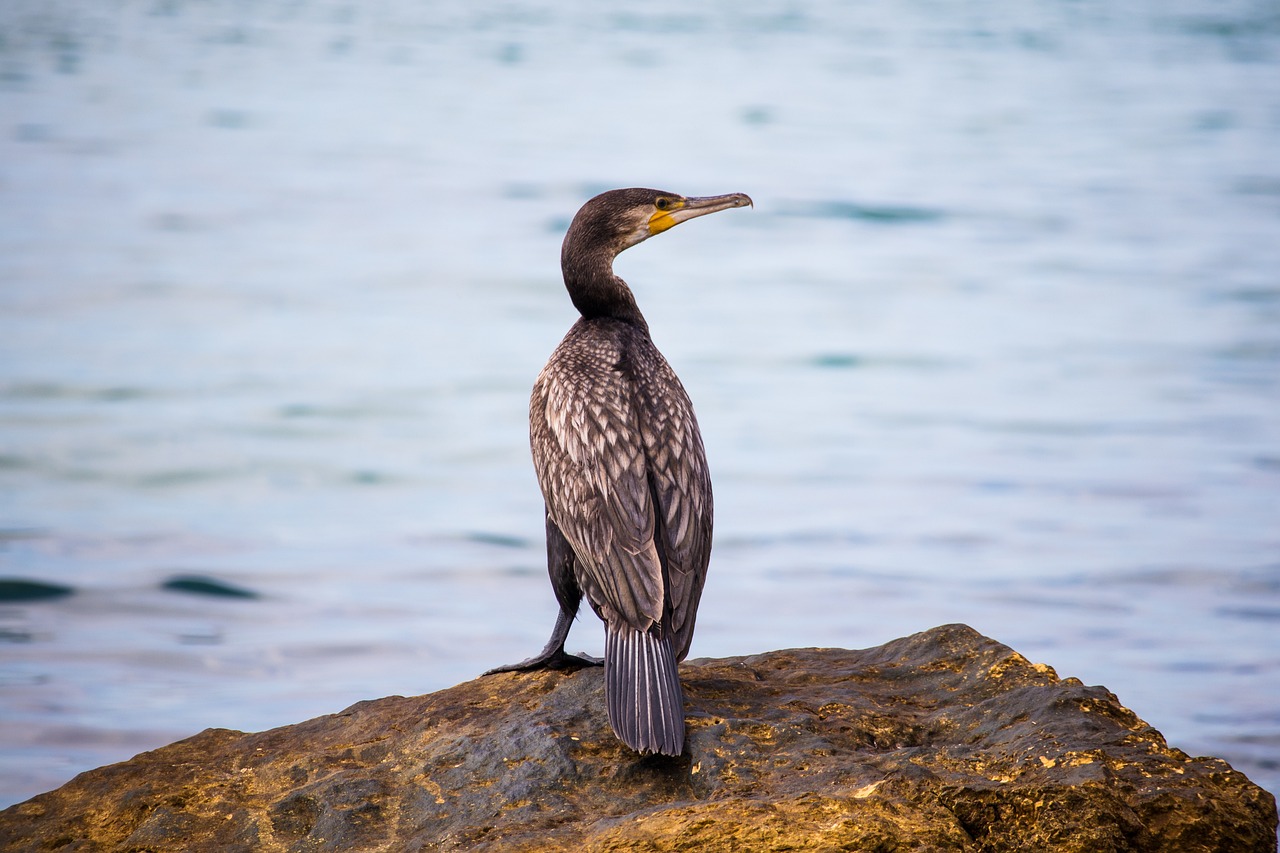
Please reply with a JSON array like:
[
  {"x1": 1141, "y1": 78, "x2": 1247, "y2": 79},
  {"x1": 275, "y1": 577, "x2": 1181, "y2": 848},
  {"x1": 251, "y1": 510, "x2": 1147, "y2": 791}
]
[{"x1": 647, "y1": 199, "x2": 687, "y2": 235}]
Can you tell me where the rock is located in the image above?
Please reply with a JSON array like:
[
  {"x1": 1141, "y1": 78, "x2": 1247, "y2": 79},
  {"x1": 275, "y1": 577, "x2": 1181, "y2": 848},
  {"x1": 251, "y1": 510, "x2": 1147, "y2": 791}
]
[{"x1": 1, "y1": 624, "x2": 1275, "y2": 852}]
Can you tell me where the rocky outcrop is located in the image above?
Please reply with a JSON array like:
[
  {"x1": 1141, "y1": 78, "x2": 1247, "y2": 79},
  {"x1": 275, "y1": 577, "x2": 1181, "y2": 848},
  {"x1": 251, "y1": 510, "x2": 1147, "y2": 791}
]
[{"x1": 1, "y1": 624, "x2": 1275, "y2": 851}]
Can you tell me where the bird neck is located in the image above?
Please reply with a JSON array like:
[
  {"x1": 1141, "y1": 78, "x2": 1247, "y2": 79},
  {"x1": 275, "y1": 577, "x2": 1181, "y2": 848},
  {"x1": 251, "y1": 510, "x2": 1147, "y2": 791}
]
[{"x1": 561, "y1": 245, "x2": 650, "y2": 332}]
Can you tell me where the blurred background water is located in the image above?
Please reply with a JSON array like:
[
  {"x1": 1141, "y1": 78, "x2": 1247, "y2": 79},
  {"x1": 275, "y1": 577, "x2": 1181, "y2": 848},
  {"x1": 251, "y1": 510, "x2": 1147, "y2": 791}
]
[{"x1": 1, "y1": 0, "x2": 1278, "y2": 810}]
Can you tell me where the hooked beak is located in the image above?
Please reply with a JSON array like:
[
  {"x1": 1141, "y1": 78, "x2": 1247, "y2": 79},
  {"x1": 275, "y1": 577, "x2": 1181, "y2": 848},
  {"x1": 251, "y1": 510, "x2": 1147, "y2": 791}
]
[{"x1": 649, "y1": 192, "x2": 753, "y2": 235}]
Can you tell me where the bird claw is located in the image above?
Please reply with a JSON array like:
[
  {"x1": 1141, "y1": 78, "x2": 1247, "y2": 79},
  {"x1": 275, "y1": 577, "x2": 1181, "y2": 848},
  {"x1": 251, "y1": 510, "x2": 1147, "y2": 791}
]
[{"x1": 483, "y1": 649, "x2": 602, "y2": 675}]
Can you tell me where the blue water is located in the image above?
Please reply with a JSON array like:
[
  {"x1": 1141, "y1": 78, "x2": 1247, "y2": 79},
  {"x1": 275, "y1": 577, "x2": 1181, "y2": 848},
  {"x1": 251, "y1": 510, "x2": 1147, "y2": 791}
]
[{"x1": 2, "y1": 1, "x2": 1279, "y2": 809}]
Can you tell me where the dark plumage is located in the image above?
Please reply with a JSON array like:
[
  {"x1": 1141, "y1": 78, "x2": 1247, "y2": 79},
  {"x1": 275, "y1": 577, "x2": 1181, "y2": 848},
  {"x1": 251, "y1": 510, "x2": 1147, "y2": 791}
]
[{"x1": 486, "y1": 187, "x2": 752, "y2": 755}]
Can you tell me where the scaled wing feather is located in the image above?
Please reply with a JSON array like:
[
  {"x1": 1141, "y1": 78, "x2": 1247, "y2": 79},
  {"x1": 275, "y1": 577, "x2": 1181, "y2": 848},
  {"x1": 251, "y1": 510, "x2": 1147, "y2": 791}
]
[{"x1": 531, "y1": 319, "x2": 712, "y2": 656}]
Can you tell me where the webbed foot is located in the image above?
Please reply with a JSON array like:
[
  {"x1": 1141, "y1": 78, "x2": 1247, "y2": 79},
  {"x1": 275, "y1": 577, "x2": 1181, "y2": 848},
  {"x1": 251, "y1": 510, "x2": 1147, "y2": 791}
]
[
  {"x1": 483, "y1": 579, "x2": 600, "y2": 676},
  {"x1": 484, "y1": 648, "x2": 602, "y2": 675}
]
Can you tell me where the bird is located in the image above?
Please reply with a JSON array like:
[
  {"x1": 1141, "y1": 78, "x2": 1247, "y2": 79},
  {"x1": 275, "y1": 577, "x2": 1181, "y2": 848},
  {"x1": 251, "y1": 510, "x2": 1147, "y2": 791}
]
[{"x1": 486, "y1": 187, "x2": 752, "y2": 755}]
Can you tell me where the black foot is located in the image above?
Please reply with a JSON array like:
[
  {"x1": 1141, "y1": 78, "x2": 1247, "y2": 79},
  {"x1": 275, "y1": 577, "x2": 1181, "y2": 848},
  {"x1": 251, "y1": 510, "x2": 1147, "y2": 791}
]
[{"x1": 484, "y1": 648, "x2": 602, "y2": 675}]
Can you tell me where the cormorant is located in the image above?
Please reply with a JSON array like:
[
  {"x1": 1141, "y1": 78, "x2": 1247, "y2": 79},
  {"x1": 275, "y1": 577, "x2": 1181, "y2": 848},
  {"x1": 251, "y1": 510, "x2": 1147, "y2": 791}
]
[{"x1": 486, "y1": 187, "x2": 752, "y2": 755}]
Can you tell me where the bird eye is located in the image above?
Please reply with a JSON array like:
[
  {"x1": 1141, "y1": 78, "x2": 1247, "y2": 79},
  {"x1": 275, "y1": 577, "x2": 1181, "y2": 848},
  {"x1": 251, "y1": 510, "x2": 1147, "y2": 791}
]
[{"x1": 655, "y1": 197, "x2": 671, "y2": 211}]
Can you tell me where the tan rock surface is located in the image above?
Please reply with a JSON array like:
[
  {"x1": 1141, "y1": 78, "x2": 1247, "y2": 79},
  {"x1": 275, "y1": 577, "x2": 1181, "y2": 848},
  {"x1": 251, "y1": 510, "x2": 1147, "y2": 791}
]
[{"x1": 1, "y1": 624, "x2": 1275, "y2": 851}]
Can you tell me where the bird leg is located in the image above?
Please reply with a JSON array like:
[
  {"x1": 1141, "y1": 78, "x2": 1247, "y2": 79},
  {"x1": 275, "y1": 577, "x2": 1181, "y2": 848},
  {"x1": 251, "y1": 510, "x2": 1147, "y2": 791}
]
[
  {"x1": 483, "y1": 512, "x2": 603, "y2": 674},
  {"x1": 483, "y1": 604, "x2": 601, "y2": 673}
]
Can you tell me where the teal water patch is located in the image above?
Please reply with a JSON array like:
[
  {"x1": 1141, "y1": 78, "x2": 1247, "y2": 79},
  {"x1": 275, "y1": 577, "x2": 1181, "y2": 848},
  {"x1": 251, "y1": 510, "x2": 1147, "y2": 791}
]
[
  {"x1": 809, "y1": 353, "x2": 953, "y2": 371},
  {"x1": 160, "y1": 575, "x2": 260, "y2": 599},
  {"x1": 0, "y1": 578, "x2": 74, "y2": 602},
  {"x1": 812, "y1": 353, "x2": 864, "y2": 369},
  {"x1": 781, "y1": 199, "x2": 946, "y2": 224},
  {"x1": 465, "y1": 531, "x2": 530, "y2": 548},
  {"x1": 0, "y1": 382, "x2": 151, "y2": 402}
]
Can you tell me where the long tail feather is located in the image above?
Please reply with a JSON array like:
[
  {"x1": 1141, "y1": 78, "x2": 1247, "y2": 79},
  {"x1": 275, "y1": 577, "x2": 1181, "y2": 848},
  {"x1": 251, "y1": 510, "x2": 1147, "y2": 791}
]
[{"x1": 604, "y1": 623, "x2": 685, "y2": 755}]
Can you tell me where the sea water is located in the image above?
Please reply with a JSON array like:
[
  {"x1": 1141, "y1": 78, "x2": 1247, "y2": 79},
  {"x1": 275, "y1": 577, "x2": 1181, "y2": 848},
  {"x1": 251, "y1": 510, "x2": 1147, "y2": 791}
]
[{"x1": 1, "y1": 0, "x2": 1278, "y2": 807}]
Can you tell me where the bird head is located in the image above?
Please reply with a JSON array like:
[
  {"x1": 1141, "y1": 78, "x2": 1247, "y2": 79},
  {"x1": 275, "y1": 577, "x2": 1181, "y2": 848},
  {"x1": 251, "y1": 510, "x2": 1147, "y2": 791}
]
[{"x1": 564, "y1": 188, "x2": 753, "y2": 260}]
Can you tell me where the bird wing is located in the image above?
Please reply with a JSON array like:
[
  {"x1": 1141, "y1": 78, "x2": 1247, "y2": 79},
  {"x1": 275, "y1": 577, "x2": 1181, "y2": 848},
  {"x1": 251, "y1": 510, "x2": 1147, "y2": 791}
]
[
  {"x1": 531, "y1": 332, "x2": 666, "y2": 631},
  {"x1": 531, "y1": 323, "x2": 713, "y2": 654},
  {"x1": 634, "y1": 357, "x2": 713, "y2": 662}
]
